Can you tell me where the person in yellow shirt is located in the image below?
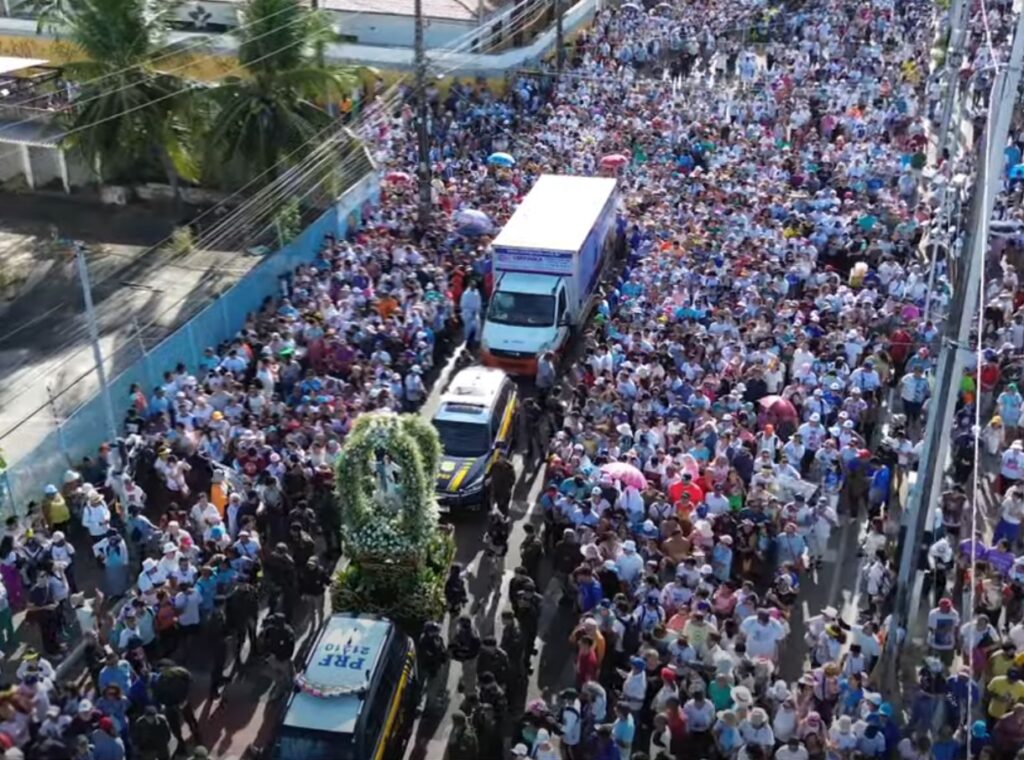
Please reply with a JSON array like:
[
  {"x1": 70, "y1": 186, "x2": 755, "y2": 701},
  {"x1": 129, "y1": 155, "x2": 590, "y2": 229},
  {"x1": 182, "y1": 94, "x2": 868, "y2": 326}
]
[
  {"x1": 986, "y1": 668, "x2": 1024, "y2": 720},
  {"x1": 988, "y1": 642, "x2": 1018, "y2": 681},
  {"x1": 41, "y1": 484, "x2": 71, "y2": 533}
]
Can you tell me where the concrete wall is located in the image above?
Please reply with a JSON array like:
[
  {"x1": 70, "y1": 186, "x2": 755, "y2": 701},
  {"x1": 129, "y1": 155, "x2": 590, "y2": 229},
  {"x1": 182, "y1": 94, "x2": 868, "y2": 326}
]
[
  {"x1": 0, "y1": 143, "x2": 21, "y2": 183},
  {"x1": 28, "y1": 145, "x2": 61, "y2": 188}
]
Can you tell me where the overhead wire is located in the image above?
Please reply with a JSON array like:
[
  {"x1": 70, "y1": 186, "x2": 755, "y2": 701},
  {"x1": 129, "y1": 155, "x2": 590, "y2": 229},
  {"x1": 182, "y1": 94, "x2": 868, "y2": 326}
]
[
  {"x1": 10, "y1": 0, "x2": 396, "y2": 111},
  {"x1": 0, "y1": 2, "x2": 547, "y2": 423}
]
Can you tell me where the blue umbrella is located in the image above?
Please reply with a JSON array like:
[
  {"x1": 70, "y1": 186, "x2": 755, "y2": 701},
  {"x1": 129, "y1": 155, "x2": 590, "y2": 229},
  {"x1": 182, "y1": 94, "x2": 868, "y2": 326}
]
[
  {"x1": 487, "y1": 151, "x2": 515, "y2": 167},
  {"x1": 455, "y1": 208, "x2": 493, "y2": 236}
]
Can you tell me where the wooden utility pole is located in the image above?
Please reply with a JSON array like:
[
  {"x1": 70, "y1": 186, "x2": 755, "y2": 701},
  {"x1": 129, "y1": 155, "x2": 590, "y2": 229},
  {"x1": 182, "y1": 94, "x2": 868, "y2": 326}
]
[{"x1": 414, "y1": 0, "x2": 432, "y2": 230}]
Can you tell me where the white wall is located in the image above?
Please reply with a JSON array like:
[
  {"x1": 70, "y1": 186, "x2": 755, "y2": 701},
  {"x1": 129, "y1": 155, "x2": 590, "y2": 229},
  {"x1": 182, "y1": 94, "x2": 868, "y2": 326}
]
[{"x1": 335, "y1": 12, "x2": 475, "y2": 48}]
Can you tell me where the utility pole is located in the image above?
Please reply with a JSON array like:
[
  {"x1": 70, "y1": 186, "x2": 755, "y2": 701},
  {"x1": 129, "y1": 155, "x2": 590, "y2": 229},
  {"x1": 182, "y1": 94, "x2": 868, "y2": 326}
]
[
  {"x1": 886, "y1": 8, "x2": 1024, "y2": 679},
  {"x1": 414, "y1": 0, "x2": 432, "y2": 230},
  {"x1": 311, "y1": 0, "x2": 325, "y2": 68},
  {"x1": 73, "y1": 242, "x2": 118, "y2": 442},
  {"x1": 555, "y1": 0, "x2": 565, "y2": 73}
]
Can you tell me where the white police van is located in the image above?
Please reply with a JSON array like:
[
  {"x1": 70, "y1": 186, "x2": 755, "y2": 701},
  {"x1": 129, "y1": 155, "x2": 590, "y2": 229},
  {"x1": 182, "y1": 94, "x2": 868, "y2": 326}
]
[{"x1": 270, "y1": 614, "x2": 416, "y2": 760}]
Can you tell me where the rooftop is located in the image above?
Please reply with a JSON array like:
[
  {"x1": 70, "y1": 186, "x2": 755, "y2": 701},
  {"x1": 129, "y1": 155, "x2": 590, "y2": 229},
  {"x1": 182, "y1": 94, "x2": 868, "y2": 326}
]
[{"x1": 319, "y1": 0, "x2": 502, "y2": 21}]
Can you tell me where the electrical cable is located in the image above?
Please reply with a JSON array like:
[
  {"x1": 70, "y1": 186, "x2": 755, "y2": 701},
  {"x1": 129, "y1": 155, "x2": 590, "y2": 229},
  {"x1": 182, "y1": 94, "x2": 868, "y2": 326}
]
[
  {"x1": 11, "y1": 0, "x2": 395, "y2": 110},
  {"x1": 0, "y1": 2, "x2": 549, "y2": 418}
]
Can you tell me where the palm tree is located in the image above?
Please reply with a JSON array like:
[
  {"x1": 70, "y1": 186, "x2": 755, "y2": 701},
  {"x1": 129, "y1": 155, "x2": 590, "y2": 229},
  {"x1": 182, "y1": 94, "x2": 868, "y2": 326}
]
[
  {"x1": 55, "y1": 0, "x2": 200, "y2": 196},
  {"x1": 204, "y1": 0, "x2": 360, "y2": 186}
]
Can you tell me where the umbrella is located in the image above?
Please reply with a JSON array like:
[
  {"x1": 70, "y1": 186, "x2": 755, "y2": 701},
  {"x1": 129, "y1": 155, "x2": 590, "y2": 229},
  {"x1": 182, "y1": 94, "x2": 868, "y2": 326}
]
[
  {"x1": 758, "y1": 395, "x2": 798, "y2": 422},
  {"x1": 454, "y1": 208, "x2": 493, "y2": 236},
  {"x1": 487, "y1": 151, "x2": 516, "y2": 167},
  {"x1": 384, "y1": 170, "x2": 410, "y2": 183},
  {"x1": 600, "y1": 153, "x2": 629, "y2": 169},
  {"x1": 600, "y1": 461, "x2": 647, "y2": 490}
]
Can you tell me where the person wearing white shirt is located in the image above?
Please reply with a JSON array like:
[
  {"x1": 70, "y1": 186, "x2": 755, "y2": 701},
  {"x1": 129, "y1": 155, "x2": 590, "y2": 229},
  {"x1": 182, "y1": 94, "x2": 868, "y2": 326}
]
[
  {"x1": 189, "y1": 495, "x2": 220, "y2": 533},
  {"x1": 740, "y1": 708, "x2": 776, "y2": 749},
  {"x1": 683, "y1": 691, "x2": 716, "y2": 733},
  {"x1": 81, "y1": 494, "x2": 111, "y2": 539},
  {"x1": 704, "y1": 485, "x2": 731, "y2": 516},
  {"x1": 174, "y1": 585, "x2": 203, "y2": 630},
  {"x1": 740, "y1": 610, "x2": 787, "y2": 661},
  {"x1": 776, "y1": 737, "x2": 810, "y2": 760},
  {"x1": 233, "y1": 531, "x2": 261, "y2": 559},
  {"x1": 136, "y1": 558, "x2": 167, "y2": 603},
  {"x1": 615, "y1": 540, "x2": 644, "y2": 589},
  {"x1": 557, "y1": 690, "x2": 582, "y2": 749}
]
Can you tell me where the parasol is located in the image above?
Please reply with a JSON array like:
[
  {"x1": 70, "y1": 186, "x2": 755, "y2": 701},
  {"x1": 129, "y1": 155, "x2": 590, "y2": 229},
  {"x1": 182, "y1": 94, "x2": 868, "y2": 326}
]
[
  {"x1": 600, "y1": 153, "x2": 630, "y2": 169},
  {"x1": 487, "y1": 151, "x2": 516, "y2": 167},
  {"x1": 384, "y1": 170, "x2": 411, "y2": 183},
  {"x1": 600, "y1": 461, "x2": 647, "y2": 490},
  {"x1": 454, "y1": 208, "x2": 494, "y2": 236}
]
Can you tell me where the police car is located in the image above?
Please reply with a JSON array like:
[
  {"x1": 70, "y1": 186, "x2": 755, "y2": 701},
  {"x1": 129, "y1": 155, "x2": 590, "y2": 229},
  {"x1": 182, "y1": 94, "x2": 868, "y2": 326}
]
[
  {"x1": 269, "y1": 614, "x2": 416, "y2": 760},
  {"x1": 431, "y1": 366, "x2": 518, "y2": 510}
]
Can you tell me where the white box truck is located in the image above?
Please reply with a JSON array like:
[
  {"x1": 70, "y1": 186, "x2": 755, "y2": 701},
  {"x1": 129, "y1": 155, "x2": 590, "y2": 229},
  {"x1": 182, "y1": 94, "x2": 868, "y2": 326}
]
[{"x1": 480, "y1": 174, "x2": 620, "y2": 376}]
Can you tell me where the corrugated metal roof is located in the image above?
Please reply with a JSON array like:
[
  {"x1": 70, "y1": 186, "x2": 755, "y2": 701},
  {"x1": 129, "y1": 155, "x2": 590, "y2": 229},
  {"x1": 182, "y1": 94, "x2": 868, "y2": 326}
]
[
  {"x1": 0, "y1": 120, "x2": 62, "y2": 148},
  {"x1": 0, "y1": 57, "x2": 50, "y2": 76},
  {"x1": 320, "y1": 0, "x2": 497, "y2": 21}
]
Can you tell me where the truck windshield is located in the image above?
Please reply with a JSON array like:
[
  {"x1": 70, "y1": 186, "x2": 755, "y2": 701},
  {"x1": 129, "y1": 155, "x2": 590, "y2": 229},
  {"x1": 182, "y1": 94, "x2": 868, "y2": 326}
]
[
  {"x1": 487, "y1": 291, "x2": 554, "y2": 327},
  {"x1": 433, "y1": 419, "x2": 492, "y2": 458}
]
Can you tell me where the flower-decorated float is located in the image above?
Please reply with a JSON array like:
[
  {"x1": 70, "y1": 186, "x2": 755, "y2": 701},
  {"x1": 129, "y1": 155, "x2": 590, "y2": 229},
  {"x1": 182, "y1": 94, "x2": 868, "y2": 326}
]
[{"x1": 330, "y1": 411, "x2": 454, "y2": 632}]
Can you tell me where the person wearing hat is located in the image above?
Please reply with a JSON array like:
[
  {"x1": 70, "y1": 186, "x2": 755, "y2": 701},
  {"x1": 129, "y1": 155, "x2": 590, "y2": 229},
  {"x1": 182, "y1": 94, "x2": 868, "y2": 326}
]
[
  {"x1": 81, "y1": 489, "x2": 112, "y2": 542},
  {"x1": 41, "y1": 484, "x2": 71, "y2": 534},
  {"x1": 740, "y1": 706, "x2": 776, "y2": 750},
  {"x1": 533, "y1": 727, "x2": 559, "y2": 760}
]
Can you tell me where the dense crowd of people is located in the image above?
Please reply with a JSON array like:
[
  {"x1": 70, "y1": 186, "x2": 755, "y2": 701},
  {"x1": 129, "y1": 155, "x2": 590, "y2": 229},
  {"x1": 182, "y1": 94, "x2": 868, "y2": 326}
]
[{"x1": 3, "y1": 0, "x2": 1024, "y2": 758}]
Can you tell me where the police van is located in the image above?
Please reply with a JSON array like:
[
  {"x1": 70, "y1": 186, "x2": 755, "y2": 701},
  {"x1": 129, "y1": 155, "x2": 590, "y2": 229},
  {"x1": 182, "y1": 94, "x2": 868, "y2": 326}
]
[
  {"x1": 430, "y1": 365, "x2": 518, "y2": 510},
  {"x1": 269, "y1": 614, "x2": 416, "y2": 760}
]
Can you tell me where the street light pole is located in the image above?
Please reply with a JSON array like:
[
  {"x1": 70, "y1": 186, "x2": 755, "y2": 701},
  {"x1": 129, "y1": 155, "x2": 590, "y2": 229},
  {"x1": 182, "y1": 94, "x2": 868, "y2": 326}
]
[
  {"x1": 414, "y1": 0, "x2": 433, "y2": 230},
  {"x1": 556, "y1": 0, "x2": 565, "y2": 73},
  {"x1": 73, "y1": 241, "x2": 118, "y2": 442}
]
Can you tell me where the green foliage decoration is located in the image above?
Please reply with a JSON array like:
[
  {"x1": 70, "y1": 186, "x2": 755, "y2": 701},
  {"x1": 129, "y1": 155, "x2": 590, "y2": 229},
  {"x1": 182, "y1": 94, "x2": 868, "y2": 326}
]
[{"x1": 331, "y1": 411, "x2": 449, "y2": 632}]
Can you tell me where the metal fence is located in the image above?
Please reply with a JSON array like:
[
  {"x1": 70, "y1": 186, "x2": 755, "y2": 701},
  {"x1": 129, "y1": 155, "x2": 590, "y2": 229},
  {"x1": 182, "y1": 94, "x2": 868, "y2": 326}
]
[{"x1": 0, "y1": 171, "x2": 381, "y2": 514}]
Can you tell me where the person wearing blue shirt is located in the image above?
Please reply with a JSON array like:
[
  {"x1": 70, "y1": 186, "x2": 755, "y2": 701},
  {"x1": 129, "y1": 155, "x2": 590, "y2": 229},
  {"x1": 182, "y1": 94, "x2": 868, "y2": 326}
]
[
  {"x1": 148, "y1": 388, "x2": 170, "y2": 419},
  {"x1": 576, "y1": 568, "x2": 604, "y2": 613},
  {"x1": 97, "y1": 651, "x2": 133, "y2": 694},
  {"x1": 610, "y1": 702, "x2": 635, "y2": 757}
]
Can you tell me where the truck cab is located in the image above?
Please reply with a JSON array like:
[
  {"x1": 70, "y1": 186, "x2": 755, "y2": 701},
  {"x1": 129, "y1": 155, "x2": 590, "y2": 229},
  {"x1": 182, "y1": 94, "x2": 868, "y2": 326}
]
[
  {"x1": 478, "y1": 174, "x2": 618, "y2": 376},
  {"x1": 480, "y1": 273, "x2": 572, "y2": 376}
]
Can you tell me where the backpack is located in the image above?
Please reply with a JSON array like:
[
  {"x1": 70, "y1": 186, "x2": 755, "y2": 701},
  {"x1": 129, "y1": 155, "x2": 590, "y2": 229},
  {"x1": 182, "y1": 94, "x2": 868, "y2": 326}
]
[{"x1": 617, "y1": 613, "x2": 641, "y2": 654}]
